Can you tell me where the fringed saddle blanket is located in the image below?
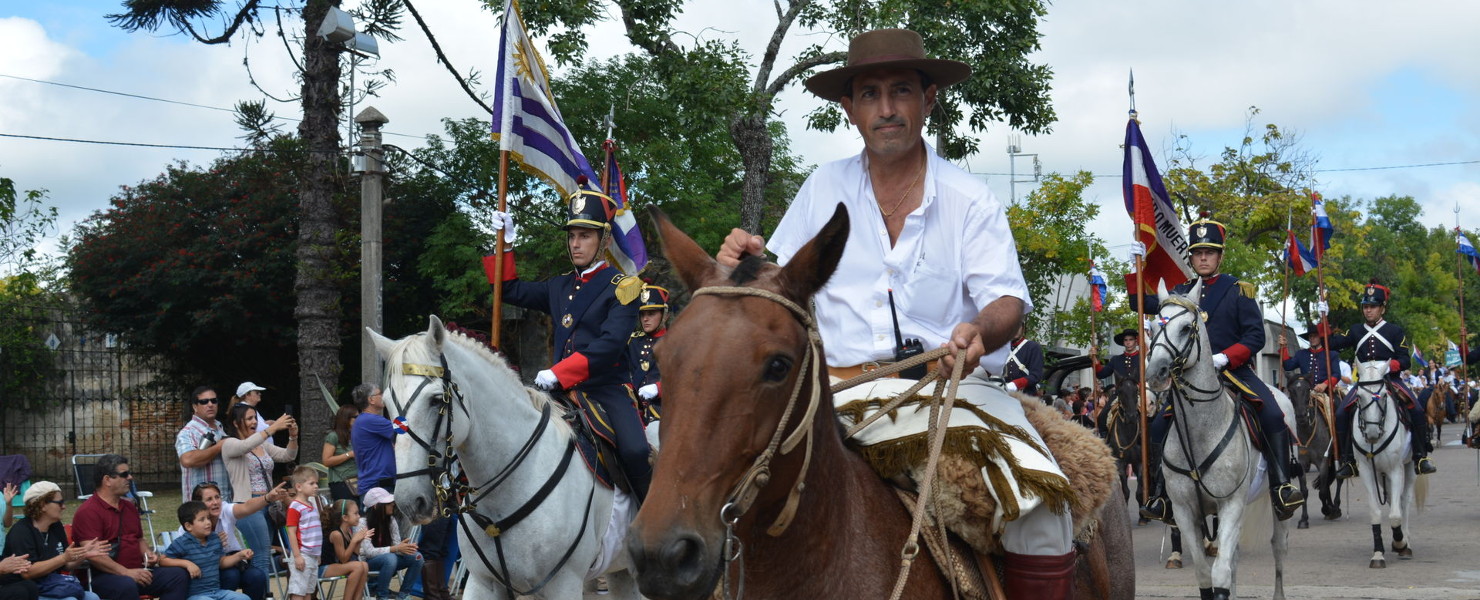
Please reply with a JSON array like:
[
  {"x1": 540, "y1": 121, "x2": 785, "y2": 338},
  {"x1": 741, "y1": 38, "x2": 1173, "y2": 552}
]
[{"x1": 834, "y1": 377, "x2": 1117, "y2": 555}]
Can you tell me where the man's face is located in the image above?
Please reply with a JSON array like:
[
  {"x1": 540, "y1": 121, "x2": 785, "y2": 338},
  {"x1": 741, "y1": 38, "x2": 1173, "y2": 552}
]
[
  {"x1": 567, "y1": 228, "x2": 603, "y2": 268},
  {"x1": 1362, "y1": 304, "x2": 1385, "y2": 324},
  {"x1": 1124, "y1": 337, "x2": 1139, "y2": 353},
  {"x1": 193, "y1": 390, "x2": 219, "y2": 420},
  {"x1": 1306, "y1": 334, "x2": 1323, "y2": 349},
  {"x1": 1190, "y1": 248, "x2": 1222, "y2": 278},
  {"x1": 840, "y1": 68, "x2": 936, "y2": 161},
  {"x1": 639, "y1": 310, "x2": 664, "y2": 334},
  {"x1": 243, "y1": 390, "x2": 261, "y2": 406},
  {"x1": 107, "y1": 463, "x2": 132, "y2": 496}
]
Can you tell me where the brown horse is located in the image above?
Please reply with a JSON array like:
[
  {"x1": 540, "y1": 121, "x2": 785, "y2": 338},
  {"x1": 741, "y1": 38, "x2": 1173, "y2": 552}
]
[
  {"x1": 1428, "y1": 379, "x2": 1450, "y2": 444},
  {"x1": 626, "y1": 205, "x2": 1134, "y2": 600}
]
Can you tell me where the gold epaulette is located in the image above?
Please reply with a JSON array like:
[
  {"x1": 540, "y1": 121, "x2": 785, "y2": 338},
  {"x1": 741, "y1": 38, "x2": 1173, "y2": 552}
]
[
  {"x1": 630, "y1": 330, "x2": 647, "y2": 339},
  {"x1": 614, "y1": 275, "x2": 642, "y2": 305},
  {"x1": 1237, "y1": 281, "x2": 1257, "y2": 299}
]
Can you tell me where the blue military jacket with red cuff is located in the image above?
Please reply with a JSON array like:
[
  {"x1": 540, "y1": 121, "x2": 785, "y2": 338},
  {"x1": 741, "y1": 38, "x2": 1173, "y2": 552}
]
[
  {"x1": 1095, "y1": 352, "x2": 1139, "y2": 382},
  {"x1": 627, "y1": 329, "x2": 663, "y2": 389},
  {"x1": 1281, "y1": 346, "x2": 1338, "y2": 388},
  {"x1": 1327, "y1": 321, "x2": 1408, "y2": 376},
  {"x1": 1131, "y1": 274, "x2": 1263, "y2": 370},
  {"x1": 485, "y1": 253, "x2": 640, "y2": 389}
]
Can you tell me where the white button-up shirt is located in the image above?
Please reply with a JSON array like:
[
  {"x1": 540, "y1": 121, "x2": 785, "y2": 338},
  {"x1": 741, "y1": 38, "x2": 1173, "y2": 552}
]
[{"x1": 768, "y1": 146, "x2": 1032, "y2": 374}]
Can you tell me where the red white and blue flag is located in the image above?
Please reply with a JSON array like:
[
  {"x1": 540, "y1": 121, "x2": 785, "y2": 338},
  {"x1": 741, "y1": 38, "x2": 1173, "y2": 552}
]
[
  {"x1": 1122, "y1": 118, "x2": 1192, "y2": 294},
  {"x1": 1311, "y1": 192, "x2": 1335, "y2": 259},
  {"x1": 1283, "y1": 229, "x2": 1317, "y2": 276},
  {"x1": 601, "y1": 140, "x2": 648, "y2": 273},
  {"x1": 1089, "y1": 264, "x2": 1109, "y2": 312}
]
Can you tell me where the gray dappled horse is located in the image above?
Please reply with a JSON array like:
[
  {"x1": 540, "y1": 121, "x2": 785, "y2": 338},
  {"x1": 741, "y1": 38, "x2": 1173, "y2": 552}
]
[
  {"x1": 370, "y1": 318, "x2": 641, "y2": 599},
  {"x1": 1145, "y1": 281, "x2": 1290, "y2": 600}
]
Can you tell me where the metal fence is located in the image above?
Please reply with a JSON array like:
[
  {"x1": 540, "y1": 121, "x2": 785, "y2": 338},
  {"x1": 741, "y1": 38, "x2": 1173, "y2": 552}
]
[{"x1": 0, "y1": 302, "x2": 180, "y2": 495}]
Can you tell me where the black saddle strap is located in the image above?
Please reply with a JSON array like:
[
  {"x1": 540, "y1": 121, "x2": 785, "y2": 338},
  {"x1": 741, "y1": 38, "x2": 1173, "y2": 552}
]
[
  {"x1": 1165, "y1": 402, "x2": 1242, "y2": 485},
  {"x1": 459, "y1": 465, "x2": 597, "y2": 598}
]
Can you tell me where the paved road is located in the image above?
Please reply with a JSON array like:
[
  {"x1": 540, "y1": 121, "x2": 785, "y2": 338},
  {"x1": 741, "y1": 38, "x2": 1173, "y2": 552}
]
[
  {"x1": 1130, "y1": 429, "x2": 1480, "y2": 599},
  {"x1": 558, "y1": 429, "x2": 1480, "y2": 600}
]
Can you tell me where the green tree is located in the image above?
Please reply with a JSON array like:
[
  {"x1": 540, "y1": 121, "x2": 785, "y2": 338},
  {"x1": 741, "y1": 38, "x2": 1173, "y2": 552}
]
[
  {"x1": 108, "y1": 0, "x2": 405, "y2": 452},
  {"x1": 0, "y1": 176, "x2": 63, "y2": 407},
  {"x1": 1007, "y1": 171, "x2": 1105, "y2": 346}
]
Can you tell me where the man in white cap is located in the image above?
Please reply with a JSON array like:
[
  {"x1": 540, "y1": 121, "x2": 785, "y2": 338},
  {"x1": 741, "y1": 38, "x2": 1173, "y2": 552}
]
[{"x1": 718, "y1": 28, "x2": 1076, "y2": 598}]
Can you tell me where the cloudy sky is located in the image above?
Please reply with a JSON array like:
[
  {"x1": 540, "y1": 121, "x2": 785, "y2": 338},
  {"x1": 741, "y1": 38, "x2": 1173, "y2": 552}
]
[{"x1": 3, "y1": 0, "x2": 1479, "y2": 265}]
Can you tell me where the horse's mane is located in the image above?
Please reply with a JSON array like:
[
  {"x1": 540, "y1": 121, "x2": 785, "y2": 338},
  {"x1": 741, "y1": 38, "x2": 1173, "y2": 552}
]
[{"x1": 385, "y1": 326, "x2": 573, "y2": 429}]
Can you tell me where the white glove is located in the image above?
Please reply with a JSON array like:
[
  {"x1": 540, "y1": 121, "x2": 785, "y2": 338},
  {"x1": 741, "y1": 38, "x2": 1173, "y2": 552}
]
[
  {"x1": 534, "y1": 369, "x2": 560, "y2": 390},
  {"x1": 1005, "y1": 382, "x2": 1019, "y2": 392},
  {"x1": 1212, "y1": 353, "x2": 1229, "y2": 369},
  {"x1": 638, "y1": 384, "x2": 659, "y2": 400},
  {"x1": 1129, "y1": 241, "x2": 1146, "y2": 258},
  {"x1": 490, "y1": 210, "x2": 519, "y2": 245},
  {"x1": 1316, "y1": 300, "x2": 1328, "y2": 315}
]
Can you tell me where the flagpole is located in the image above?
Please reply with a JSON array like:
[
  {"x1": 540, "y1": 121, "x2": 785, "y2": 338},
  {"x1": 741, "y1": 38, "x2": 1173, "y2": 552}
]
[
  {"x1": 1088, "y1": 240, "x2": 1098, "y2": 362},
  {"x1": 492, "y1": 150, "x2": 509, "y2": 348},
  {"x1": 1127, "y1": 77, "x2": 1151, "y2": 502},
  {"x1": 1280, "y1": 208, "x2": 1293, "y2": 391},
  {"x1": 1313, "y1": 192, "x2": 1338, "y2": 462}
]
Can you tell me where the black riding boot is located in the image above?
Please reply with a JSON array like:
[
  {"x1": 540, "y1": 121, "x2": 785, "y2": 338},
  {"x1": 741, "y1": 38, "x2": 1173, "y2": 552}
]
[
  {"x1": 1263, "y1": 427, "x2": 1305, "y2": 521},
  {"x1": 1334, "y1": 410, "x2": 1358, "y2": 480},
  {"x1": 1410, "y1": 419, "x2": 1437, "y2": 475},
  {"x1": 1139, "y1": 445, "x2": 1172, "y2": 523}
]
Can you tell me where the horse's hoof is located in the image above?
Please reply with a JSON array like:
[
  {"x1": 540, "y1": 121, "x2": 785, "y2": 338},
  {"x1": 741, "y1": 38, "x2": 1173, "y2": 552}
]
[
  {"x1": 1325, "y1": 508, "x2": 1342, "y2": 520},
  {"x1": 1297, "y1": 518, "x2": 1309, "y2": 529},
  {"x1": 1396, "y1": 546, "x2": 1413, "y2": 558},
  {"x1": 1137, "y1": 517, "x2": 1150, "y2": 526},
  {"x1": 1166, "y1": 558, "x2": 1183, "y2": 569},
  {"x1": 1370, "y1": 558, "x2": 1386, "y2": 568},
  {"x1": 1204, "y1": 542, "x2": 1218, "y2": 558}
]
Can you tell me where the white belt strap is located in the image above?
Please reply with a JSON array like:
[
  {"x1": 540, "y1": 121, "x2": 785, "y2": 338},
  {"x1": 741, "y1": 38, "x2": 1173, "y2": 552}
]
[{"x1": 1358, "y1": 322, "x2": 1394, "y2": 353}]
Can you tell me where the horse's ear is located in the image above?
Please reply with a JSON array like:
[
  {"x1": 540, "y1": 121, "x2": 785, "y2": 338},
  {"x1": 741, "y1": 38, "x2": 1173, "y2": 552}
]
[
  {"x1": 1185, "y1": 277, "x2": 1203, "y2": 301},
  {"x1": 651, "y1": 207, "x2": 717, "y2": 291},
  {"x1": 368, "y1": 327, "x2": 396, "y2": 359},
  {"x1": 1156, "y1": 279, "x2": 1170, "y2": 303},
  {"x1": 427, "y1": 315, "x2": 446, "y2": 347},
  {"x1": 777, "y1": 203, "x2": 850, "y2": 302}
]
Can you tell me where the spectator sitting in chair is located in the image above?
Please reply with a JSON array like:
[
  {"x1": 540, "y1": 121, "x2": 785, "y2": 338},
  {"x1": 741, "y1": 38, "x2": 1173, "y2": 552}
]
[
  {"x1": 0, "y1": 551, "x2": 36, "y2": 600},
  {"x1": 71, "y1": 455, "x2": 190, "y2": 600},
  {"x1": 158, "y1": 502, "x2": 250, "y2": 600},
  {"x1": 1, "y1": 481, "x2": 108, "y2": 600}
]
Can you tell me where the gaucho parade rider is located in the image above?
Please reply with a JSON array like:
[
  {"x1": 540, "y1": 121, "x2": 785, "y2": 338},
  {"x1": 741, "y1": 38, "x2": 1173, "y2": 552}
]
[
  {"x1": 483, "y1": 188, "x2": 652, "y2": 503},
  {"x1": 719, "y1": 28, "x2": 1077, "y2": 598}
]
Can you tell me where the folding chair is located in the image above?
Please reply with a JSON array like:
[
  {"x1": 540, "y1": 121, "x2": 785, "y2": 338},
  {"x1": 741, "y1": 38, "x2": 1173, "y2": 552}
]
[
  {"x1": 273, "y1": 527, "x2": 347, "y2": 600},
  {"x1": 71, "y1": 454, "x2": 156, "y2": 544}
]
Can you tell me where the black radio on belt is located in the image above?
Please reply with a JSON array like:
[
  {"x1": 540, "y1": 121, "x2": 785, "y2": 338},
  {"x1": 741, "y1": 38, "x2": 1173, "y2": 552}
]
[{"x1": 889, "y1": 290, "x2": 928, "y2": 379}]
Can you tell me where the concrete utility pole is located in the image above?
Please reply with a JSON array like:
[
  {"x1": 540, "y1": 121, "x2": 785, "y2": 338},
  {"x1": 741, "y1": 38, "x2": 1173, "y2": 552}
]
[{"x1": 356, "y1": 106, "x2": 389, "y2": 385}]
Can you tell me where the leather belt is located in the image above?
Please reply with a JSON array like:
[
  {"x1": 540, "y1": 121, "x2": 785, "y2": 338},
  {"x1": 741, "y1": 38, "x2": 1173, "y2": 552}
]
[{"x1": 827, "y1": 361, "x2": 899, "y2": 380}]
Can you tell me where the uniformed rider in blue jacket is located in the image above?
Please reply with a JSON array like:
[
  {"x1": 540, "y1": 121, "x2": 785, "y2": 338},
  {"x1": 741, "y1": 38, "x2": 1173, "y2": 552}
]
[
  {"x1": 483, "y1": 190, "x2": 652, "y2": 503},
  {"x1": 1133, "y1": 215, "x2": 1306, "y2": 522}
]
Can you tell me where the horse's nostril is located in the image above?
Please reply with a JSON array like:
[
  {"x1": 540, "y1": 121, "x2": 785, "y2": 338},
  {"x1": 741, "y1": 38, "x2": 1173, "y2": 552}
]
[{"x1": 661, "y1": 534, "x2": 701, "y2": 571}]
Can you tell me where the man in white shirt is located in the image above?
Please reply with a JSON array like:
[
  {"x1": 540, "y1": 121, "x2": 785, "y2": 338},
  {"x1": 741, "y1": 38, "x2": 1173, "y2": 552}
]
[{"x1": 718, "y1": 28, "x2": 1075, "y2": 598}]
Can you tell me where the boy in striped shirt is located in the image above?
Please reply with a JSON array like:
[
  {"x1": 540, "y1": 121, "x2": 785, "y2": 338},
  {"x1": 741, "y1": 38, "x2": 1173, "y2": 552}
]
[{"x1": 284, "y1": 467, "x2": 323, "y2": 600}]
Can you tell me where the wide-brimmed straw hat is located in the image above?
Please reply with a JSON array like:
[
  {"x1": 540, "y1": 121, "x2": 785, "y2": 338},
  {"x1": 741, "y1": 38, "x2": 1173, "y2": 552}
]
[{"x1": 804, "y1": 29, "x2": 972, "y2": 101}]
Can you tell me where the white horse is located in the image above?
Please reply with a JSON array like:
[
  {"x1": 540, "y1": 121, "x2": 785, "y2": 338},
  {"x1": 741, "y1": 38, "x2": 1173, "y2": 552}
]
[
  {"x1": 1144, "y1": 281, "x2": 1290, "y2": 600},
  {"x1": 1349, "y1": 360, "x2": 1424, "y2": 568},
  {"x1": 369, "y1": 316, "x2": 640, "y2": 599}
]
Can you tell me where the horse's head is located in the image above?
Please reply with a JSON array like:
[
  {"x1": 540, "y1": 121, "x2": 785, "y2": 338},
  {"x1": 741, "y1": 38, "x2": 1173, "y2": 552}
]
[
  {"x1": 368, "y1": 315, "x2": 461, "y2": 524},
  {"x1": 627, "y1": 205, "x2": 849, "y2": 600},
  {"x1": 1144, "y1": 278, "x2": 1211, "y2": 393},
  {"x1": 1354, "y1": 360, "x2": 1393, "y2": 442}
]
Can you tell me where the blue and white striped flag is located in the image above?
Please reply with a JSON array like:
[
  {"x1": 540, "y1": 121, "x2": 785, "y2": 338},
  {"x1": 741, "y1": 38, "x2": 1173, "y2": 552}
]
[
  {"x1": 491, "y1": 0, "x2": 645, "y2": 273},
  {"x1": 1311, "y1": 193, "x2": 1335, "y2": 259},
  {"x1": 1458, "y1": 229, "x2": 1480, "y2": 275}
]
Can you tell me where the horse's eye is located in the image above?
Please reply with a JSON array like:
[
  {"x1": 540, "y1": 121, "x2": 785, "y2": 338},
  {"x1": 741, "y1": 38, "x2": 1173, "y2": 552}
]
[{"x1": 763, "y1": 356, "x2": 793, "y2": 382}]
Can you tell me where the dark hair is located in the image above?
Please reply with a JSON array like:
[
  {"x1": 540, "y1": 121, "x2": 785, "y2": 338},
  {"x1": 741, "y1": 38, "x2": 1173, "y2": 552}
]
[
  {"x1": 225, "y1": 402, "x2": 259, "y2": 439},
  {"x1": 185, "y1": 385, "x2": 216, "y2": 422},
  {"x1": 190, "y1": 481, "x2": 222, "y2": 502},
  {"x1": 332, "y1": 404, "x2": 359, "y2": 447},
  {"x1": 321, "y1": 499, "x2": 346, "y2": 537},
  {"x1": 93, "y1": 454, "x2": 128, "y2": 491},
  {"x1": 177, "y1": 501, "x2": 209, "y2": 527},
  {"x1": 352, "y1": 383, "x2": 379, "y2": 412},
  {"x1": 367, "y1": 499, "x2": 396, "y2": 547}
]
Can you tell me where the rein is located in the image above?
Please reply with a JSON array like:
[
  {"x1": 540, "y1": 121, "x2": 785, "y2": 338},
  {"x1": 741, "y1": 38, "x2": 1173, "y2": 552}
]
[
  {"x1": 1352, "y1": 377, "x2": 1402, "y2": 506},
  {"x1": 1151, "y1": 299, "x2": 1251, "y2": 509},
  {"x1": 389, "y1": 350, "x2": 592, "y2": 598},
  {"x1": 690, "y1": 285, "x2": 966, "y2": 600}
]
